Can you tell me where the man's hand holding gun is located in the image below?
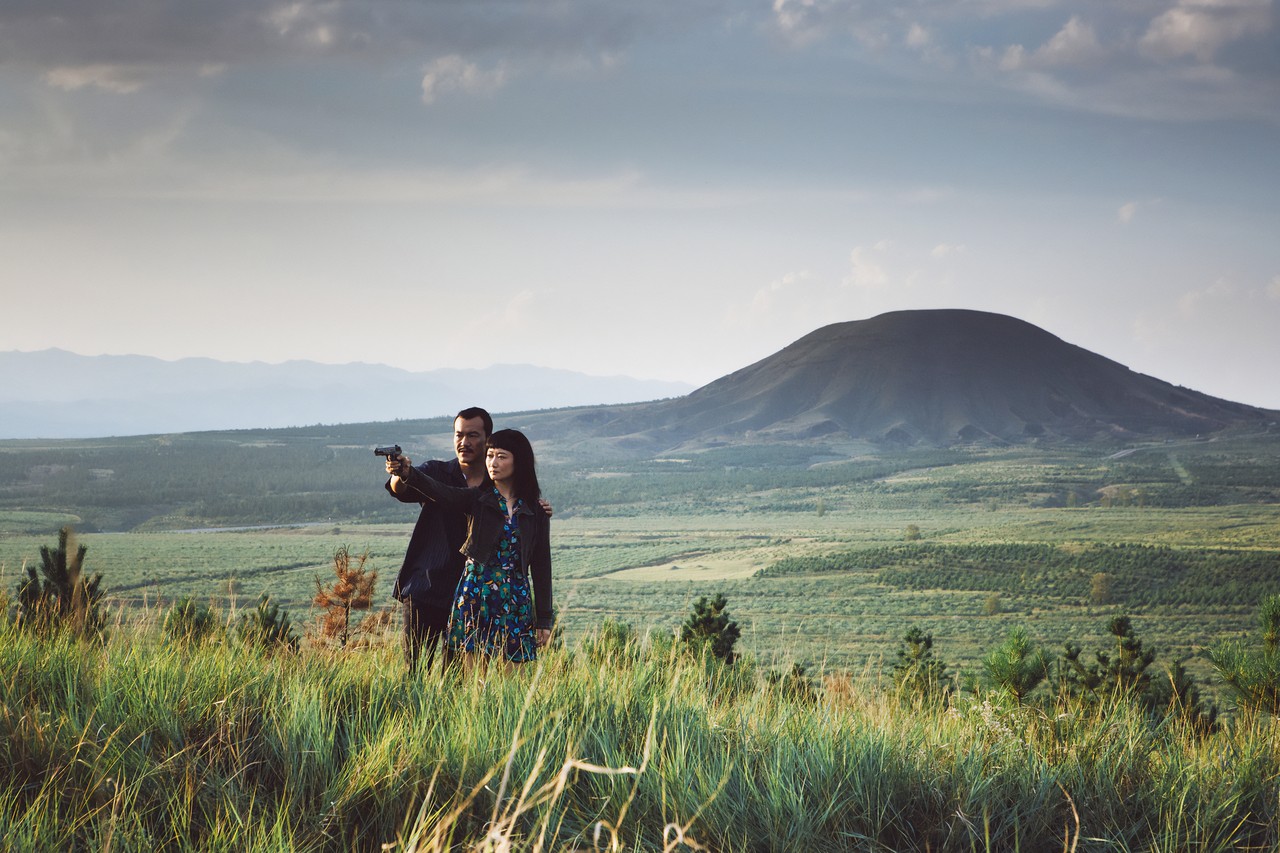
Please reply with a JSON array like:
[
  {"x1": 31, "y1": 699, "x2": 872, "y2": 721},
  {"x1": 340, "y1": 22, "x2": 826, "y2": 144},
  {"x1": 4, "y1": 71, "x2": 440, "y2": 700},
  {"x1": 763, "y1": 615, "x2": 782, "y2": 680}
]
[{"x1": 376, "y1": 445, "x2": 415, "y2": 492}]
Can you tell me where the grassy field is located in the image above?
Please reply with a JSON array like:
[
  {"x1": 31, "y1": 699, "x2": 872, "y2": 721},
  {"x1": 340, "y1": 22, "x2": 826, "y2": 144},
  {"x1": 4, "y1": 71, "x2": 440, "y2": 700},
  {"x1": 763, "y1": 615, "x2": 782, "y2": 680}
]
[
  {"x1": 4, "y1": 613, "x2": 1280, "y2": 852},
  {"x1": 3, "y1": 500, "x2": 1278, "y2": 685},
  {"x1": 5, "y1": 427, "x2": 1280, "y2": 848},
  {"x1": 3, "y1": 429, "x2": 1279, "y2": 678}
]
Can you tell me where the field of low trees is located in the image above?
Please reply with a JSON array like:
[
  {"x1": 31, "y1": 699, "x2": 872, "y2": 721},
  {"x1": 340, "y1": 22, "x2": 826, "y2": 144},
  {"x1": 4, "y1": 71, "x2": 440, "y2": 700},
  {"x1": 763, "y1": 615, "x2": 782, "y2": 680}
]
[
  {"x1": 7, "y1": 571, "x2": 1280, "y2": 851},
  {"x1": 3, "y1": 424, "x2": 1280, "y2": 848}
]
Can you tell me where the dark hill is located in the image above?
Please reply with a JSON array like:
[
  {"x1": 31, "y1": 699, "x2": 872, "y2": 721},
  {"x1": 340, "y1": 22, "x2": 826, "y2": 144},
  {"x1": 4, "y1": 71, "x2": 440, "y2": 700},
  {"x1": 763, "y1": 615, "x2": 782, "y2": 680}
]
[{"x1": 577, "y1": 310, "x2": 1276, "y2": 448}]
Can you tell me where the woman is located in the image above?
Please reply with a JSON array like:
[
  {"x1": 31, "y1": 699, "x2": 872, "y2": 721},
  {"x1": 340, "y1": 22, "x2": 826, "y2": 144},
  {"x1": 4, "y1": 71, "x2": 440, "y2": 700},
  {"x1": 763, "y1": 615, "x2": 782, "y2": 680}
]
[{"x1": 395, "y1": 429, "x2": 552, "y2": 663}]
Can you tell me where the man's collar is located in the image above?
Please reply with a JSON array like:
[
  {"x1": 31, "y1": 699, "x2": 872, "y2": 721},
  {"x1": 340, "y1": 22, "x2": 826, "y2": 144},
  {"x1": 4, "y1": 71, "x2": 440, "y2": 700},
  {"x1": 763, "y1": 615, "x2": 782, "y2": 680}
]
[{"x1": 457, "y1": 460, "x2": 489, "y2": 488}]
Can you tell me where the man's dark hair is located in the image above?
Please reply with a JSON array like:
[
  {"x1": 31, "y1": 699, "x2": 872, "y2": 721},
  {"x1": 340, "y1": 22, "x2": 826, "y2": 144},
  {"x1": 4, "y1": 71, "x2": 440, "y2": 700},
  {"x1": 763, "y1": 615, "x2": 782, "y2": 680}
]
[
  {"x1": 487, "y1": 429, "x2": 541, "y2": 504},
  {"x1": 455, "y1": 407, "x2": 493, "y2": 436}
]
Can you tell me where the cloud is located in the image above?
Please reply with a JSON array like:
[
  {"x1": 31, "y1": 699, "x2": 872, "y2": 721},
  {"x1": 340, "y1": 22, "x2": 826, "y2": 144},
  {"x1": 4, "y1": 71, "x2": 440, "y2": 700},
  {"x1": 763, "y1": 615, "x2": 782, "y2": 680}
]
[
  {"x1": 930, "y1": 243, "x2": 965, "y2": 258},
  {"x1": 265, "y1": 2, "x2": 337, "y2": 47},
  {"x1": 0, "y1": 1, "x2": 663, "y2": 78},
  {"x1": 44, "y1": 65, "x2": 148, "y2": 94},
  {"x1": 745, "y1": 270, "x2": 818, "y2": 316},
  {"x1": 1177, "y1": 277, "x2": 1236, "y2": 318},
  {"x1": 9, "y1": 1, "x2": 1278, "y2": 124},
  {"x1": 1000, "y1": 16, "x2": 1105, "y2": 71},
  {"x1": 421, "y1": 55, "x2": 508, "y2": 104},
  {"x1": 845, "y1": 241, "x2": 893, "y2": 290},
  {"x1": 498, "y1": 288, "x2": 540, "y2": 332},
  {"x1": 1117, "y1": 202, "x2": 1138, "y2": 224},
  {"x1": 1132, "y1": 272, "x2": 1280, "y2": 406},
  {"x1": 762, "y1": 0, "x2": 1280, "y2": 122},
  {"x1": 1140, "y1": 0, "x2": 1272, "y2": 63},
  {"x1": 771, "y1": 0, "x2": 831, "y2": 46},
  {"x1": 724, "y1": 270, "x2": 831, "y2": 346},
  {"x1": 905, "y1": 23, "x2": 931, "y2": 49}
]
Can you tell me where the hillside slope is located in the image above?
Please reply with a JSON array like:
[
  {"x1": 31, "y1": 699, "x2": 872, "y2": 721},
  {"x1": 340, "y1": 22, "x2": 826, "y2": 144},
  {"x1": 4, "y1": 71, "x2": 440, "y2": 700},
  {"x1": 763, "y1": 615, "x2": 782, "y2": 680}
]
[{"x1": 577, "y1": 309, "x2": 1275, "y2": 447}]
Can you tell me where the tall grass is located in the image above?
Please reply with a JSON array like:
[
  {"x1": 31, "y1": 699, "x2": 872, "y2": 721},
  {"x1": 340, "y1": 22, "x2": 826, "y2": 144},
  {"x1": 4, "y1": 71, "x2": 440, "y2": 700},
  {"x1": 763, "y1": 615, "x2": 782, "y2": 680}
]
[{"x1": 2, "y1": 614, "x2": 1278, "y2": 852}]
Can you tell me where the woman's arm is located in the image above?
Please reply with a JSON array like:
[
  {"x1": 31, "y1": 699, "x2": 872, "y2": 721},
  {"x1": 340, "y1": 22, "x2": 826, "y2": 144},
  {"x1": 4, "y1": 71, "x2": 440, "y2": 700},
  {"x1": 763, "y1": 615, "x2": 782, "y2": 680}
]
[
  {"x1": 529, "y1": 510, "x2": 553, "y2": 633},
  {"x1": 399, "y1": 464, "x2": 477, "y2": 512}
]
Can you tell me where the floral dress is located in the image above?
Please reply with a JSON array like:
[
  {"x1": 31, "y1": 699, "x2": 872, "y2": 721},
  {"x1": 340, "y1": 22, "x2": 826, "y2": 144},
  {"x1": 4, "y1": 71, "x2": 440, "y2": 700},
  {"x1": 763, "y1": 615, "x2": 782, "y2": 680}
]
[{"x1": 447, "y1": 490, "x2": 538, "y2": 662}]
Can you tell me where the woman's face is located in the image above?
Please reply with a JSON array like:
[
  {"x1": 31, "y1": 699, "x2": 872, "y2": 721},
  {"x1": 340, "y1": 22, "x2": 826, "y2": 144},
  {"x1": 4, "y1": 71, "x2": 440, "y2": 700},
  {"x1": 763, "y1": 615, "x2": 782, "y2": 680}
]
[{"x1": 486, "y1": 447, "x2": 515, "y2": 484}]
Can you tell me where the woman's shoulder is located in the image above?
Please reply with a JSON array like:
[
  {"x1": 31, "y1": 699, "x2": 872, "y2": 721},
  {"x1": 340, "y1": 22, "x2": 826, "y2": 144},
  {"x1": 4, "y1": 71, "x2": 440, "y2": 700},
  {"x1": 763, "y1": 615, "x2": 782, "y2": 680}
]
[{"x1": 518, "y1": 498, "x2": 551, "y2": 524}]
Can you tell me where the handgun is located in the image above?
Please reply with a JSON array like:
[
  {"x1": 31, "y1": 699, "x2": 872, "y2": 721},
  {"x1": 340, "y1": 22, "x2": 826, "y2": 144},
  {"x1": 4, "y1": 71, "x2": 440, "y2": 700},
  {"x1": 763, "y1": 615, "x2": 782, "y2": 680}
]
[{"x1": 373, "y1": 444, "x2": 402, "y2": 459}]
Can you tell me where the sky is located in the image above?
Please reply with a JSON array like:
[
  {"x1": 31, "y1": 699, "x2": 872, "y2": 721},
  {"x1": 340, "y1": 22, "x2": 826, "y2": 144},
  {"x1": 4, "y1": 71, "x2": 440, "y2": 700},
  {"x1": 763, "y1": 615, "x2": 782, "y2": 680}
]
[{"x1": 2, "y1": 0, "x2": 1278, "y2": 409}]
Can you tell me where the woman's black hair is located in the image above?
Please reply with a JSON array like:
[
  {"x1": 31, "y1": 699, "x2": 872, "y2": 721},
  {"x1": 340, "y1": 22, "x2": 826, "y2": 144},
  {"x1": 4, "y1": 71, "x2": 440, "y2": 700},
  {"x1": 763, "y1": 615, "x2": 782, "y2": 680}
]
[{"x1": 487, "y1": 429, "x2": 541, "y2": 504}]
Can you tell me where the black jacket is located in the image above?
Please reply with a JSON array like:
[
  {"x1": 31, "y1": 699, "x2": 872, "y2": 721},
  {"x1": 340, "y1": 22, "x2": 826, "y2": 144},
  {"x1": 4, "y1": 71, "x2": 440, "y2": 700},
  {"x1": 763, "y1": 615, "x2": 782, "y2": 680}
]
[
  {"x1": 386, "y1": 458, "x2": 469, "y2": 606},
  {"x1": 401, "y1": 465, "x2": 553, "y2": 630}
]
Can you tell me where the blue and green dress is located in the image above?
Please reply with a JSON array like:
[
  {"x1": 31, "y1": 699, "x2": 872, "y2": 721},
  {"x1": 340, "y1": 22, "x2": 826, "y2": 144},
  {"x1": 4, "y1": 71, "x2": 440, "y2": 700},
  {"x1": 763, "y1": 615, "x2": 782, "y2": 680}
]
[{"x1": 447, "y1": 490, "x2": 538, "y2": 662}]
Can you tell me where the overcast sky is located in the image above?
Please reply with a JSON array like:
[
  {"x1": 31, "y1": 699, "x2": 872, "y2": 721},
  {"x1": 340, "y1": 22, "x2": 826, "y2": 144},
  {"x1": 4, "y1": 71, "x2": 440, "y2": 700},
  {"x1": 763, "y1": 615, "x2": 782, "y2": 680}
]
[{"x1": 2, "y1": 0, "x2": 1278, "y2": 408}]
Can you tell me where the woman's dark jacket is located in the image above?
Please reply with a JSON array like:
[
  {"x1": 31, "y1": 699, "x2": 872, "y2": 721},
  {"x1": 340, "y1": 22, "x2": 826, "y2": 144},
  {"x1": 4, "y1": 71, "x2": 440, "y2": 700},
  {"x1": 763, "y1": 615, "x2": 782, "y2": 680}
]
[{"x1": 401, "y1": 465, "x2": 553, "y2": 630}]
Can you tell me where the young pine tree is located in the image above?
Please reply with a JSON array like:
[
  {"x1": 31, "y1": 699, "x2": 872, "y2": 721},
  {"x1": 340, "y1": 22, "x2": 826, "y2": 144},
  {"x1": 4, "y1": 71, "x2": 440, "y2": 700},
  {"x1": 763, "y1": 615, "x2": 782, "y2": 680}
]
[
  {"x1": 238, "y1": 593, "x2": 300, "y2": 652},
  {"x1": 1209, "y1": 594, "x2": 1280, "y2": 715},
  {"x1": 313, "y1": 546, "x2": 378, "y2": 648},
  {"x1": 892, "y1": 626, "x2": 951, "y2": 704},
  {"x1": 982, "y1": 626, "x2": 1050, "y2": 703},
  {"x1": 15, "y1": 526, "x2": 105, "y2": 639},
  {"x1": 680, "y1": 593, "x2": 741, "y2": 664}
]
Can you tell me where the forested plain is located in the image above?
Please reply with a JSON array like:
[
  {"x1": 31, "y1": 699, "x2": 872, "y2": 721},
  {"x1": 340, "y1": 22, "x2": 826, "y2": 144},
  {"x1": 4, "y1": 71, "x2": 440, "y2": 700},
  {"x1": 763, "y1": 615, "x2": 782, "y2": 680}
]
[
  {"x1": 2, "y1": 417, "x2": 1279, "y2": 675},
  {"x1": 6, "y1": 416, "x2": 1280, "y2": 849}
]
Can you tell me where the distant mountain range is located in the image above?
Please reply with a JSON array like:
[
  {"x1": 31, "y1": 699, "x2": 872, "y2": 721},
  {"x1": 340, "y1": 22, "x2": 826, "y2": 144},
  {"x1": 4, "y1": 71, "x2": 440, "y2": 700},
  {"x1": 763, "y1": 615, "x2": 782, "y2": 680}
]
[
  {"x1": 6, "y1": 311, "x2": 1276, "y2": 446},
  {"x1": 533, "y1": 309, "x2": 1278, "y2": 450},
  {"x1": 0, "y1": 350, "x2": 694, "y2": 439}
]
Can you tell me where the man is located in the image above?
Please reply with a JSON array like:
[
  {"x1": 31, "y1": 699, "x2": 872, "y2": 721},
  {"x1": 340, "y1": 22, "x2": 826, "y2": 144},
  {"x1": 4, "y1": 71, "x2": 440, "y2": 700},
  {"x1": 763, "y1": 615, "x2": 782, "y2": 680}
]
[
  {"x1": 386, "y1": 406, "x2": 493, "y2": 674},
  {"x1": 385, "y1": 406, "x2": 552, "y2": 674}
]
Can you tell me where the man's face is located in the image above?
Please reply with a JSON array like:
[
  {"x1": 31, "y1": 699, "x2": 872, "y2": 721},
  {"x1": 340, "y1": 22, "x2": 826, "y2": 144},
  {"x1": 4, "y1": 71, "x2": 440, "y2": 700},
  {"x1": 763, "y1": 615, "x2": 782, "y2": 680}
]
[{"x1": 453, "y1": 416, "x2": 488, "y2": 466}]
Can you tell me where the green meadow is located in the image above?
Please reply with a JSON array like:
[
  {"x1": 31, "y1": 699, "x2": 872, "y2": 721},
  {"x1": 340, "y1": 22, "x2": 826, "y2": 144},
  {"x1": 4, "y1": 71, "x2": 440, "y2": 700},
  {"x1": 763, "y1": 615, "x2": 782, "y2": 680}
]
[
  {"x1": 3, "y1": 423, "x2": 1280, "y2": 848},
  {"x1": 3, "y1": 429, "x2": 1279, "y2": 674}
]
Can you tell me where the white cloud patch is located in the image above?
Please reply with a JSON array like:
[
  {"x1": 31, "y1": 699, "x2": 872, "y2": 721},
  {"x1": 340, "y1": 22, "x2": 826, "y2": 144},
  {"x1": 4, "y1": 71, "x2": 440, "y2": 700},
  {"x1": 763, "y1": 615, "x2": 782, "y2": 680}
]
[
  {"x1": 845, "y1": 241, "x2": 893, "y2": 290},
  {"x1": 1117, "y1": 201, "x2": 1139, "y2": 225},
  {"x1": 771, "y1": 0, "x2": 836, "y2": 46},
  {"x1": 421, "y1": 55, "x2": 509, "y2": 104},
  {"x1": 723, "y1": 270, "x2": 831, "y2": 345},
  {"x1": 44, "y1": 65, "x2": 149, "y2": 94},
  {"x1": 1177, "y1": 277, "x2": 1235, "y2": 318},
  {"x1": 1140, "y1": 0, "x2": 1272, "y2": 63},
  {"x1": 1132, "y1": 272, "x2": 1280, "y2": 406},
  {"x1": 498, "y1": 288, "x2": 540, "y2": 331},
  {"x1": 746, "y1": 271, "x2": 818, "y2": 316},
  {"x1": 264, "y1": 2, "x2": 340, "y2": 47},
  {"x1": 999, "y1": 16, "x2": 1105, "y2": 71},
  {"x1": 930, "y1": 243, "x2": 965, "y2": 258}
]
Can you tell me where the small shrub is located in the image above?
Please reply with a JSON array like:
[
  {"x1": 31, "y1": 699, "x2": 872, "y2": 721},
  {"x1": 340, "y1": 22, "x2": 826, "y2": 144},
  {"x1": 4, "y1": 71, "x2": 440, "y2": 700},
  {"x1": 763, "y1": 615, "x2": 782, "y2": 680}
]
[
  {"x1": 1089, "y1": 571, "x2": 1111, "y2": 605},
  {"x1": 238, "y1": 593, "x2": 299, "y2": 652},
  {"x1": 892, "y1": 626, "x2": 951, "y2": 704},
  {"x1": 680, "y1": 593, "x2": 741, "y2": 664},
  {"x1": 1057, "y1": 614, "x2": 1162, "y2": 710},
  {"x1": 766, "y1": 663, "x2": 817, "y2": 704},
  {"x1": 13, "y1": 526, "x2": 105, "y2": 640},
  {"x1": 1150, "y1": 657, "x2": 1218, "y2": 734},
  {"x1": 163, "y1": 596, "x2": 220, "y2": 646},
  {"x1": 982, "y1": 626, "x2": 1049, "y2": 703},
  {"x1": 580, "y1": 617, "x2": 639, "y2": 666},
  {"x1": 312, "y1": 546, "x2": 377, "y2": 648},
  {"x1": 1210, "y1": 594, "x2": 1280, "y2": 715}
]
